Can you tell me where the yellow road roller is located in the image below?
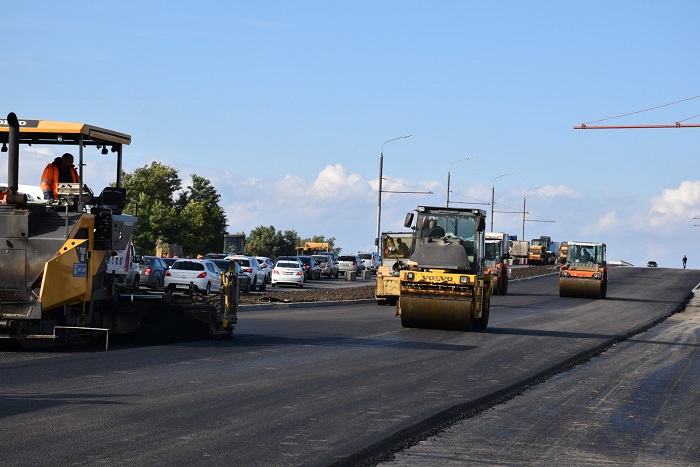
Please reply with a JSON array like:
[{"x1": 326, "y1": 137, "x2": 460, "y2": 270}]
[
  {"x1": 375, "y1": 231, "x2": 414, "y2": 306},
  {"x1": 559, "y1": 241, "x2": 607, "y2": 298},
  {"x1": 396, "y1": 206, "x2": 494, "y2": 331}
]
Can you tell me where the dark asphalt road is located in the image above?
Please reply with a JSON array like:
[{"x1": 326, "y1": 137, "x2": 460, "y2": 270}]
[{"x1": 1, "y1": 267, "x2": 698, "y2": 466}]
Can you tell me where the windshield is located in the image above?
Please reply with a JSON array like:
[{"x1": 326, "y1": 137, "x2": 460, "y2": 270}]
[
  {"x1": 567, "y1": 244, "x2": 604, "y2": 263},
  {"x1": 382, "y1": 235, "x2": 414, "y2": 260},
  {"x1": 484, "y1": 242, "x2": 501, "y2": 262},
  {"x1": 416, "y1": 212, "x2": 477, "y2": 241}
]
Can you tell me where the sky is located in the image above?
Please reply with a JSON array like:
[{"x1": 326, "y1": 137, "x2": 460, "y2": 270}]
[{"x1": 2, "y1": 1, "x2": 699, "y2": 268}]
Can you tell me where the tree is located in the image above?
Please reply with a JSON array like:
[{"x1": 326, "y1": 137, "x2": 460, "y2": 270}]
[
  {"x1": 176, "y1": 175, "x2": 228, "y2": 255},
  {"x1": 247, "y1": 226, "x2": 300, "y2": 258}
]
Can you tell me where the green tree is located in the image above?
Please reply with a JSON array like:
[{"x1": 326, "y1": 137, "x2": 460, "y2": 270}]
[
  {"x1": 247, "y1": 226, "x2": 300, "y2": 258},
  {"x1": 176, "y1": 174, "x2": 228, "y2": 255}
]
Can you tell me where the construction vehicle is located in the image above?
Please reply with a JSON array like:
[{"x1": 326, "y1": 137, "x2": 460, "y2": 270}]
[
  {"x1": 223, "y1": 233, "x2": 246, "y2": 255},
  {"x1": 528, "y1": 235, "x2": 555, "y2": 265},
  {"x1": 559, "y1": 241, "x2": 569, "y2": 265},
  {"x1": 559, "y1": 241, "x2": 607, "y2": 298},
  {"x1": 511, "y1": 239, "x2": 530, "y2": 264},
  {"x1": 375, "y1": 231, "x2": 414, "y2": 306},
  {"x1": 396, "y1": 206, "x2": 494, "y2": 331},
  {"x1": 484, "y1": 232, "x2": 510, "y2": 295},
  {"x1": 296, "y1": 242, "x2": 329, "y2": 256},
  {"x1": 0, "y1": 113, "x2": 237, "y2": 344}
]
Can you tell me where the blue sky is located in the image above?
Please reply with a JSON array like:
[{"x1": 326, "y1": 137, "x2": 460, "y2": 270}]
[{"x1": 3, "y1": 1, "x2": 699, "y2": 268}]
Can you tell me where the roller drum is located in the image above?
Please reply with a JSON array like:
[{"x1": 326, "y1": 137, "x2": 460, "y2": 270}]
[
  {"x1": 559, "y1": 277, "x2": 604, "y2": 299},
  {"x1": 399, "y1": 293, "x2": 473, "y2": 331}
]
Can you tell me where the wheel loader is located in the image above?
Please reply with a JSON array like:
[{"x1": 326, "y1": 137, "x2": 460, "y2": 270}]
[
  {"x1": 559, "y1": 241, "x2": 607, "y2": 298},
  {"x1": 0, "y1": 113, "x2": 237, "y2": 344},
  {"x1": 396, "y1": 206, "x2": 494, "y2": 331}
]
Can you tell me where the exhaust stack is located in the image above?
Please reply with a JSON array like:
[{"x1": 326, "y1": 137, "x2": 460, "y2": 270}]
[{"x1": 5, "y1": 112, "x2": 27, "y2": 205}]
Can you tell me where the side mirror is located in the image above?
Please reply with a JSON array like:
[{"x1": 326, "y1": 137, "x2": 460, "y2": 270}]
[
  {"x1": 477, "y1": 216, "x2": 486, "y2": 232},
  {"x1": 404, "y1": 212, "x2": 414, "y2": 228}
]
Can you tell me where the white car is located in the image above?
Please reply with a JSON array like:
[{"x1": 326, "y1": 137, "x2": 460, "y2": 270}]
[
  {"x1": 256, "y1": 256, "x2": 275, "y2": 284},
  {"x1": 358, "y1": 252, "x2": 380, "y2": 274},
  {"x1": 164, "y1": 259, "x2": 222, "y2": 295},
  {"x1": 227, "y1": 255, "x2": 267, "y2": 291},
  {"x1": 271, "y1": 260, "x2": 306, "y2": 288}
]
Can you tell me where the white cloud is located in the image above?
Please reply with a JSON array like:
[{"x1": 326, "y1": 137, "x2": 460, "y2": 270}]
[{"x1": 649, "y1": 180, "x2": 700, "y2": 227}]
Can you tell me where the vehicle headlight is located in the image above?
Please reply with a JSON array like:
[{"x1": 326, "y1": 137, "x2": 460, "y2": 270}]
[
  {"x1": 460, "y1": 276, "x2": 470, "y2": 284},
  {"x1": 407, "y1": 272, "x2": 414, "y2": 280},
  {"x1": 561, "y1": 271, "x2": 570, "y2": 277},
  {"x1": 592, "y1": 272, "x2": 601, "y2": 279}
]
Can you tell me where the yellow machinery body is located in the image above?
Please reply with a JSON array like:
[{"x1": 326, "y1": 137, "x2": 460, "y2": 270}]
[
  {"x1": 395, "y1": 206, "x2": 493, "y2": 331},
  {"x1": 375, "y1": 231, "x2": 413, "y2": 306},
  {"x1": 559, "y1": 241, "x2": 607, "y2": 299}
]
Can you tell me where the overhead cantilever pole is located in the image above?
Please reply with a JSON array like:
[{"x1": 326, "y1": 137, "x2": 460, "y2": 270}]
[{"x1": 575, "y1": 123, "x2": 700, "y2": 129}]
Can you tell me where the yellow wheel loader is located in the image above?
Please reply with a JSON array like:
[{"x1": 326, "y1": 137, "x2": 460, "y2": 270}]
[
  {"x1": 559, "y1": 241, "x2": 607, "y2": 299},
  {"x1": 396, "y1": 207, "x2": 494, "y2": 331}
]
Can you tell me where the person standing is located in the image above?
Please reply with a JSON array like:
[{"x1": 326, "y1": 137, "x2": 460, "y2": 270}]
[
  {"x1": 682, "y1": 255, "x2": 687, "y2": 269},
  {"x1": 40, "y1": 153, "x2": 79, "y2": 200}
]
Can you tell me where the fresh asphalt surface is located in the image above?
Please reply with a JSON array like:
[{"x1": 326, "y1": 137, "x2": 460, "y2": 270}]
[{"x1": 1, "y1": 267, "x2": 699, "y2": 466}]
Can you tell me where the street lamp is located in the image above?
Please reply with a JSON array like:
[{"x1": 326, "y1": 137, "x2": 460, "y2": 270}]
[
  {"x1": 490, "y1": 172, "x2": 513, "y2": 231},
  {"x1": 376, "y1": 135, "x2": 412, "y2": 255},
  {"x1": 446, "y1": 157, "x2": 472, "y2": 207},
  {"x1": 522, "y1": 186, "x2": 543, "y2": 240}
]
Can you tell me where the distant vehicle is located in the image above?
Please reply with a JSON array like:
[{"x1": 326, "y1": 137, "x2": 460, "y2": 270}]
[
  {"x1": 312, "y1": 254, "x2": 339, "y2": 278},
  {"x1": 227, "y1": 255, "x2": 267, "y2": 291},
  {"x1": 271, "y1": 260, "x2": 306, "y2": 288},
  {"x1": 223, "y1": 233, "x2": 246, "y2": 255},
  {"x1": 298, "y1": 256, "x2": 322, "y2": 280},
  {"x1": 213, "y1": 258, "x2": 252, "y2": 293},
  {"x1": 358, "y1": 252, "x2": 380, "y2": 274},
  {"x1": 138, "y1": 256, "x2": 168, "y2": 291},
  {"x1": 162, "y1": 257, "x2": 178, "y2": 269},
  {"x1": 256, "y1": 256, "x2": 275, "y2": 283},
  {"x1": 164, "y1": 259, "x2": 222, "y2": 295},
  {"x1": 338, "y1": 255, "x2": 365, "y2": 276},
  {"x1": 647, "y1": 261, "x2": 658, "y2": 268}
]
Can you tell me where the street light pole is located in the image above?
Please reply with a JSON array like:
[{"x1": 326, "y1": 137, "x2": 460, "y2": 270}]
[
  {"x1": 446, "y1": 157, "x2": 472, "y2": 207},
  {"x1": 522, "y1": 186, "x2": 543, "y2": 240},
  {"x1": 490, "y1": 172, "x2": 513, "y2": 231},
  {"x1": 376, "y1": 135, "x2": 411, "y2": 255}
]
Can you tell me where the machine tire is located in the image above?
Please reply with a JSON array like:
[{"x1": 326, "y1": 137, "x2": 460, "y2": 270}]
[
  {"x1": 298, "y1": 283, "x2": 304, "y2": 288},
  {"x1": 475, "y1": 296, "x2": 490, "y2": 329},
  {"x1": 501, "y1": 276, "x2": 509, "y2": 295},
  {"x1": 151, "y1": 273, "x2": 161, "y2": 291}
]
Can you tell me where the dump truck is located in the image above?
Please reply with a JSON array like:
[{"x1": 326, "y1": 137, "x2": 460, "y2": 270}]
[
  {"x1": 396, "y1": 206, "x2": 494, "y2": 331},
  {"x1": 375, "y1": 231, "x2": 414, "y2": 306},
  {"x1": 528, "y1": 235, "x2": 555, "y2": 265},
  {"x1": 485, "y1": 232, "x2": 510, "y2": 295},
  {"x1": 511, "y1": 239, "x2": 530, "y2": 264},
  {"x1": 559, "y1": 241, "x2": 607, "y2": 298},
  {"x1": 0, "y1": 113, "x2": 237, "y2": 344}
]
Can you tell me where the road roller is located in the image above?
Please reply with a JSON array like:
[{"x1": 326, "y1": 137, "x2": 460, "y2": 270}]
[
  {"x1": 396, "y1": 206, "x2": 494, "y2": 331},
  {"x1": 559, "y1": 241, "x2": 607, "y2": 298},
  {"x1": 375, "y1": 231, "x2": 413, "y2": 306}
]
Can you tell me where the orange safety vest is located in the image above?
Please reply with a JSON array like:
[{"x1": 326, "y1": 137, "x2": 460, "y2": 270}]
[{"x1": 40, "y1": 163, "x2": 79, "y2": 199}]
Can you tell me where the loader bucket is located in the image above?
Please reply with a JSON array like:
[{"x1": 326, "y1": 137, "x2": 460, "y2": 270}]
[{"x1": 399, "y1": 293, "x2": 473, "y2": 331}]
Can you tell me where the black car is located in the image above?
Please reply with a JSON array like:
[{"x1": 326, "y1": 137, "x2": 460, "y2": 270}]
[
  {"x1": 138, "y1": 256, "x2": 169, "y2": 291},
  {"x1": 213, "y1": 259, "x2": 251, "y2": 293},
  {"x1": 647, "y1": 261, "x2": 658, "y2": 268},
  {"x1": 297, "y1": 256, "x2": 322, "y2": 280}
]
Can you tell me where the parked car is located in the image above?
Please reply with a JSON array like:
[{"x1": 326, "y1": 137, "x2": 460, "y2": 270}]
[
  {"x1": 338, "y1": 255, "x2": 365, "y2": 276},
  {"x1": 213, "y1": 258, "x2": 251, "y2": 293},
  {"x1": 162, "y1": 257, "x2": 178, "y2": 269},
  {"x1": 164, "y1": 259, "x2": 222, "y2": 295},
  {"x1": 256, "y1": 256, "x2": 275, "y2": 284},
  {"x1": 227, "y1": 255, "x2": 267, "y2": 291},
  {"x1": 312, "y1": 254, "x2": 339, "y2": 278},
  {"x1": 271, "y1": 259, "x2": 306, "y2": 288},
  {"x1": 138, "y1": 255, "x2": 169, "y2": 291},
  {"x1": 298, "y1": 256, "x2": 322, "y2": 280},
  {"x1": 358, "y1": 251, "x2": 380, "y2": 274},
  {"x1": 647, "y1": 261, "x2": 658, "y2": 268}
]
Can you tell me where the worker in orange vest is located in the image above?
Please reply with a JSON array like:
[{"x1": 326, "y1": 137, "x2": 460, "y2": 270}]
[{"x1": 40, "y1": 153, "x2": 79, "y2": 200}]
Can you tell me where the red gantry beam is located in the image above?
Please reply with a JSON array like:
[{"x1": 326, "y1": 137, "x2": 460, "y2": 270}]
[{"x1": 575, "y1": 123, "x2": 700, "y2": 129}]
